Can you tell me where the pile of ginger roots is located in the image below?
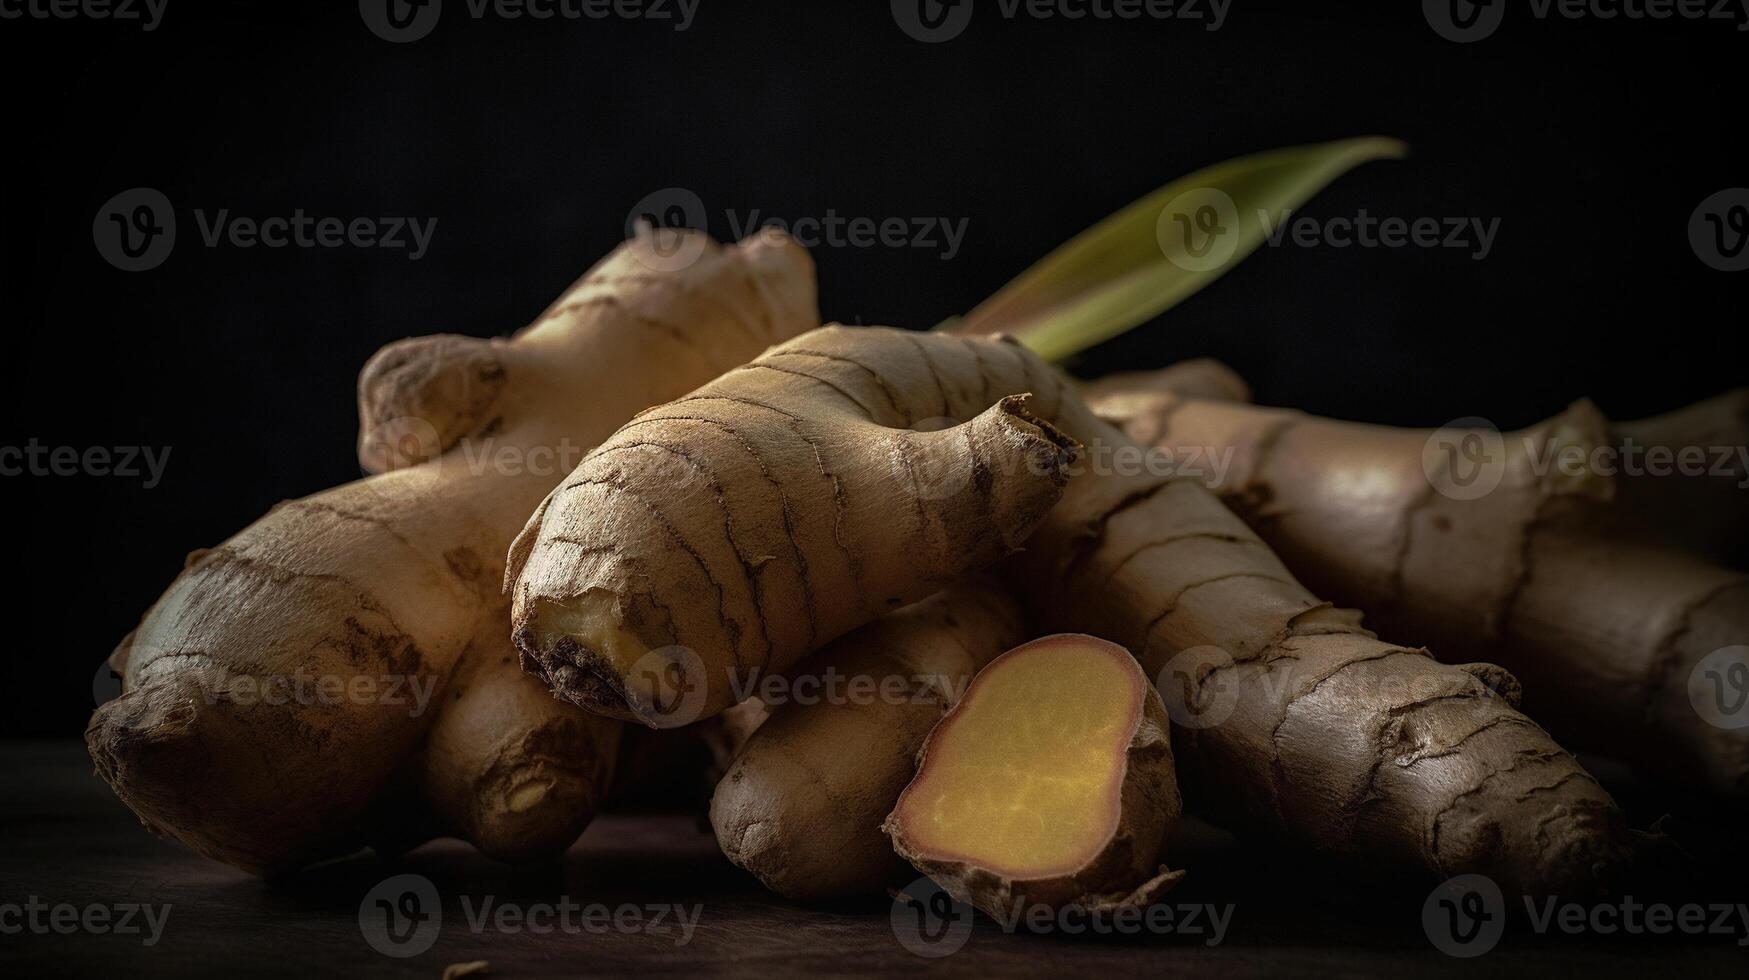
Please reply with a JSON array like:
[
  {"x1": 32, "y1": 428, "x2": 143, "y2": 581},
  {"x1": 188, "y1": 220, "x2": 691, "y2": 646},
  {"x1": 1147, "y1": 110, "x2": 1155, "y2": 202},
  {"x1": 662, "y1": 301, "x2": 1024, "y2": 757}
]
[{"x1": 87, "y1": 230, "x2": 1747, "y2": 919}]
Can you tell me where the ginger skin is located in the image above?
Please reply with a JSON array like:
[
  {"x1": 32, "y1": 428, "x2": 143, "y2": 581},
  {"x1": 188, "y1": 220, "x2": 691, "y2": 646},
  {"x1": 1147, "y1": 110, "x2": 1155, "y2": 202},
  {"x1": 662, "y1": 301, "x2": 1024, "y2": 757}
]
[
  {"x1": 593, "y1": 326, "x2": 1628, "y2": 897},
  {"x1": 1013, "y1": 392, "x2": 1632, "y2": 898},
  {"x1": 1093, "y1": 376, "x2": 1749, "y2": 800},
  {"x1": 86, "y1": 231, "x2": 819, "y2": 873},
  {"x1": 506, "y1": 332, "x2": 1081, "y2": 727},
  {"x1": 710, "y1": 577, "x2": 1026, "y2": 901}
]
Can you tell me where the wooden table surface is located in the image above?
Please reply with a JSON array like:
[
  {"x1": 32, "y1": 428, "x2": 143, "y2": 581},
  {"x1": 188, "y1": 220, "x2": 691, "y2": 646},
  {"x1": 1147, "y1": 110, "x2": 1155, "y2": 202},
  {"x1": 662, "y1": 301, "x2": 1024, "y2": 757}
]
[{"x1": 3, "y1": 741, "x2": 1743, "y2": 978}]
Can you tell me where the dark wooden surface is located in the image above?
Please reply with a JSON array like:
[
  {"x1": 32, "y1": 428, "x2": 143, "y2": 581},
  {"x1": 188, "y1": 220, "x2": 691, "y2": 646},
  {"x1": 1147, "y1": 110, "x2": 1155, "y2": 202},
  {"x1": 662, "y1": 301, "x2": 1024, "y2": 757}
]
[{"x1": 3, "y1": 741, "x2": 1744, "y2": 979}]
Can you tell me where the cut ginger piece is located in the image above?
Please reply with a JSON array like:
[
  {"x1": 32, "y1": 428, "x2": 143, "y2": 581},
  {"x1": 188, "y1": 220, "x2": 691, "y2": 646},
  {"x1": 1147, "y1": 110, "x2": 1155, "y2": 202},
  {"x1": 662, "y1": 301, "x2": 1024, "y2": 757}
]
[{"x1": 883, "y1": 634, "x2": 1183, "y2": 917}]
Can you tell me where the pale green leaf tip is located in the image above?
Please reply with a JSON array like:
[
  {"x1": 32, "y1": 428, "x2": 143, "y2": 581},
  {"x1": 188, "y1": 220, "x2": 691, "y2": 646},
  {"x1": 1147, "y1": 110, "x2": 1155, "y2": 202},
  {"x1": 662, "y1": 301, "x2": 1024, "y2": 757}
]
[{"x1": 945, "y1": 136, "x2": 1409, "y2": 362}]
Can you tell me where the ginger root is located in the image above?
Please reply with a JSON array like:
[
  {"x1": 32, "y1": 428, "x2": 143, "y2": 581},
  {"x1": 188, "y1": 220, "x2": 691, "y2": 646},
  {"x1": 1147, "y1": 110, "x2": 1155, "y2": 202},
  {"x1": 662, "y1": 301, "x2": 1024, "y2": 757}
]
[
  {"x1": 1080, "y1": 357, "x2": 1251, "y2": 407},
  {"x1": 1012, "y1": 410, "x2": 1632, "y2": 897},
  {"x1": 710, "y1": 577, "x2": 1026, "y2": 901},
  {"x1": 507, "y1": 332, "x2": 1080, "y2": 726},
  {"x1": 884, "y1": 633, "x2": 1182, "y2": 917},
  {"x1": 1611, "y1": 387, "x2": 1749, "y2": 561},
  {"x1": 604, "y1": 326, "x2": 1624, "y2": 897},
  {"x1": 1092, "y1": 375, "x2": 1749, "y2": 799},
  {"x1": 86, "y1": 231, "x2": 819, "y2": 873}
]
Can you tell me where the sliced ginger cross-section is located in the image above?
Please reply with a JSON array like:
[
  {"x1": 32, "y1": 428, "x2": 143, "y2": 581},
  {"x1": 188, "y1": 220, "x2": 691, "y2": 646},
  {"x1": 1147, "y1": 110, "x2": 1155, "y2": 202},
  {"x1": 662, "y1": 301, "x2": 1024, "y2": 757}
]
[{"x1": 883, "y1": 634, "x2": 1183, "y2": 917}]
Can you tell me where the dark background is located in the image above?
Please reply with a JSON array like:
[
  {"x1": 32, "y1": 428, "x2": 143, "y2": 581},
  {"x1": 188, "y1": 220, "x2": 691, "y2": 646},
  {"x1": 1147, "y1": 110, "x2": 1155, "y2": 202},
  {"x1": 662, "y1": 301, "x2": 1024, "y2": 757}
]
[{"x1": 1, "y1": 1, "x2": 1742, "y2": 737}]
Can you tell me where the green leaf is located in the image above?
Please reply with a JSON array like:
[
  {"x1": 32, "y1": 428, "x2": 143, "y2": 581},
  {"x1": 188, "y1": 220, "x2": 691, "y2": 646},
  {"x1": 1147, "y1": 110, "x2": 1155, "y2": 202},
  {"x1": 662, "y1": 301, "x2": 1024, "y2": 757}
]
[{"x1": 945, "y1": 136, "x2": 1406, "y2": 363}]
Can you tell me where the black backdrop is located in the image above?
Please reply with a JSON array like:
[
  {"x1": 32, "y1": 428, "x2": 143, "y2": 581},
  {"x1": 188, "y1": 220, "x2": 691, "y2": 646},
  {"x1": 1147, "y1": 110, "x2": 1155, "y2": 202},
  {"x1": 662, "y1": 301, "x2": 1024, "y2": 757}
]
[{"x1": 2, "y1": 1, "x2": 1742, "y2": 736}]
